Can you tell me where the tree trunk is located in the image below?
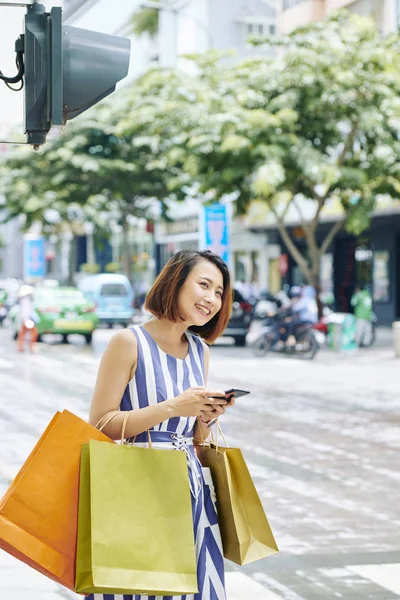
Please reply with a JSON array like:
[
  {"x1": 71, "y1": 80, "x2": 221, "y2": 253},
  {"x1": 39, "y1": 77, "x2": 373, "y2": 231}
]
[
  {"x1": 309, "y1": 247, "x2": 323, "y2": 320},
  {"x1": 121, "y1": 219, "x2": 133, "y2": 282}
]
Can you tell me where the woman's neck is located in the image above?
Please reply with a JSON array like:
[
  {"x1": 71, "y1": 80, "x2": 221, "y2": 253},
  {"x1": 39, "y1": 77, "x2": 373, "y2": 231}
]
[{"x1": 144, "y1": 318, "x2": 188, "y2": 346}]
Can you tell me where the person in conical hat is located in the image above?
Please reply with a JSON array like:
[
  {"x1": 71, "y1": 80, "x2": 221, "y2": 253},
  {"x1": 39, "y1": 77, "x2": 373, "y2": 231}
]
[{"x1": 16, "y1": 284, "x2": 38, "y2": 352}]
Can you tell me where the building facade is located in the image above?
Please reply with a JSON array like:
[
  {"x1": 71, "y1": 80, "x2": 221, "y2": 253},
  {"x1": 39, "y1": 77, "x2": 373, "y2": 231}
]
[{"x1": 279, "y1": 0, "x2": 397, "y2": 35}]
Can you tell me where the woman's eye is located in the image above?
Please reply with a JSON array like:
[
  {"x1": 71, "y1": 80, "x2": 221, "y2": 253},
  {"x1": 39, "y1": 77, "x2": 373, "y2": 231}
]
[{"x1": 200, "y1": 281, "x2": 208, "y2": 288}]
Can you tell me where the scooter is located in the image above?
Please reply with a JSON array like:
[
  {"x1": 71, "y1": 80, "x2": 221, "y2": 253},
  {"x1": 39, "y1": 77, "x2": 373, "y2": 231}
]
[{"x1": 250, "y1": 313, "x2": 320, "y2": 359}]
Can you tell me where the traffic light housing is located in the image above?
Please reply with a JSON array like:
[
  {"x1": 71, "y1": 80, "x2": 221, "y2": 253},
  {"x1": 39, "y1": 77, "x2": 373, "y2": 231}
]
[{"x1": 22, "y1": 3, "x2": 131, "y2": 147}]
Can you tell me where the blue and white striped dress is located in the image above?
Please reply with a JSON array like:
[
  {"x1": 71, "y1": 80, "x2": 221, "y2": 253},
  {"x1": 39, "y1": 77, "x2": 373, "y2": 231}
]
[{"x1": 87, "y1": 324, "x2": 226, "y2": 600}]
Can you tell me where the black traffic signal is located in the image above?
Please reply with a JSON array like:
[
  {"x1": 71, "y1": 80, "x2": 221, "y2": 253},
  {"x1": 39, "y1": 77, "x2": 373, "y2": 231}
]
[{"x1": 20, "y1": 3, "x2": 131, "y2": 147}]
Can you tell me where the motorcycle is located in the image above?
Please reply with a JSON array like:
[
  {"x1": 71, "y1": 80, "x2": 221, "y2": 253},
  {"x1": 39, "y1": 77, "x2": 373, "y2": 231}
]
[{"x1": 250, "y1": 312, "x2": 321, "y2": 359}]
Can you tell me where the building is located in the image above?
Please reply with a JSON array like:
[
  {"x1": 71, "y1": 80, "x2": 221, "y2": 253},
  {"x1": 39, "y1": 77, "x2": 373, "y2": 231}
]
[
  {"x1": 155, "y1": 198, "x2": 276, "y2": 294},
  {"x1": 279, "y1": 0, "x2": 397, "y2": 35}
]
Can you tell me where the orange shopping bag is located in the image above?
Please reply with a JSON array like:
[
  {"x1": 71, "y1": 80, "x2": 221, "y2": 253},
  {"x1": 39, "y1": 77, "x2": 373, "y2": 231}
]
[{"x1": 0, "y1": 409, "x2": 114, "y2": 591}]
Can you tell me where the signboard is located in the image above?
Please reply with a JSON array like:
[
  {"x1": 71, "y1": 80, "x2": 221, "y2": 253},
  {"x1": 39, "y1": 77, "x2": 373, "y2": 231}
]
[
  {"x1": 201, "y1": 203, "x2": 230, "y2": 265},
  {"x1": 278, "y1": 254, "x2": 288, "y2": 277},
  {"x1": 23, "y1": 236, "x2": 46, "y2": 282}
]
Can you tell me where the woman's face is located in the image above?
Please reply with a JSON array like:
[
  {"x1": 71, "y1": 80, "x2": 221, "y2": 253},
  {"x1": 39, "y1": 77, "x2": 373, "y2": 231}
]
[{"x1": 178, "y1": 259, "x2": 224, "y2": 326}]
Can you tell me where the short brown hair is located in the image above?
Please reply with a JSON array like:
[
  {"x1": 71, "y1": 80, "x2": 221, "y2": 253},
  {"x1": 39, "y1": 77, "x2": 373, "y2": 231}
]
[{"x1": 145, "y1": 250, "x2": 232, "y2": 344}]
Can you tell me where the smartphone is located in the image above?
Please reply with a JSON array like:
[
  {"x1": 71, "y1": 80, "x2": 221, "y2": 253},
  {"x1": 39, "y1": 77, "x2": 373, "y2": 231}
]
[
  {"x1": 205, "y1": 388, "x2": 250, "y2": 428},
  {"x1": 224, "y1": 388, "x2": 250, "y2": 401}
]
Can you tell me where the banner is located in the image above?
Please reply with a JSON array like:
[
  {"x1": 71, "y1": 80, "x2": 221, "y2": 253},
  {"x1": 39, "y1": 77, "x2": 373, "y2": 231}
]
[
  {"x1": 201, "y1": 203, "x2": 230, "y2": 266},
  {"x1": 23, "y1": 235, "x2": 45, "y2": 282}
]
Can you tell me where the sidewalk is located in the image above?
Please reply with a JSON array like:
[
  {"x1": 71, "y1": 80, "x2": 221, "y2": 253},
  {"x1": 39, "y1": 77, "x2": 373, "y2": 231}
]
[{"x1": 0, "y1": 551, "x2": 282, "y2": 600}]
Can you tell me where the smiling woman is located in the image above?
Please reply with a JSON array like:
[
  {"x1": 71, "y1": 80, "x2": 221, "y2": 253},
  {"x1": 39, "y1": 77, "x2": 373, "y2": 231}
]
[{"x1": 88, "y1": 249, "x2": 235, "y2": 600}]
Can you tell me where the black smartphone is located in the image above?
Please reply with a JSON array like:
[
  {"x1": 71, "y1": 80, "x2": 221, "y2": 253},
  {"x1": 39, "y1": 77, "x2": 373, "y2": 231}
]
[
  {"x1": 224, "y1": 388, "x2": 250, "y2": 401},
  {"x1": 205, "y1": 388, "x2": 250, "y2": 427}
]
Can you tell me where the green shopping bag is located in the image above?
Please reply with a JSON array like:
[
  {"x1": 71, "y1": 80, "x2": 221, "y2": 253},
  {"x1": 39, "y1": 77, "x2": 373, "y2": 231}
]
[{"x1": 75, "y1": 439, "x2": 198, "y2": 596}]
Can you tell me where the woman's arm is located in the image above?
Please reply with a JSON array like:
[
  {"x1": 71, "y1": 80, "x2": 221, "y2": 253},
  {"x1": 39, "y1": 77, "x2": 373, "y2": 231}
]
[
  {"x1": 194, "y1": 343, "x2": 212, "y2": 444},
  {"x1": 89, "y1": 330, "x2": 175, "y2": 440}
]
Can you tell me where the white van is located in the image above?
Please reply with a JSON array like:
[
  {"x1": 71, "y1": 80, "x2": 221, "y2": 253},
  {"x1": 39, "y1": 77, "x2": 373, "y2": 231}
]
[{"x1": 78, "y1": 274, "x2": 134, "y2": 327}]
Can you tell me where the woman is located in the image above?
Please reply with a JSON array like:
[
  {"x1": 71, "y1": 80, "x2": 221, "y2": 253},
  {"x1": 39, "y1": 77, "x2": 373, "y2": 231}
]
[{"x1": 89, "y1": 249, "x2": 234, "y2": 600}]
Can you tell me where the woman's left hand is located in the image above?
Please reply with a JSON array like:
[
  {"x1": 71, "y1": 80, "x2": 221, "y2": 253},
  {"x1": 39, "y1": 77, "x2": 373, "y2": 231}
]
[{"x1": 201, "y1": 393, "x2": 235, "y2": 422}]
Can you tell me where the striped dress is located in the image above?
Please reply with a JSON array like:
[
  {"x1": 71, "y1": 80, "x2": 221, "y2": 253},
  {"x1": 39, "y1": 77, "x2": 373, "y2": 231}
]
[{"x1": 86, "y1": 324, "x2": 226, "y2": 600}]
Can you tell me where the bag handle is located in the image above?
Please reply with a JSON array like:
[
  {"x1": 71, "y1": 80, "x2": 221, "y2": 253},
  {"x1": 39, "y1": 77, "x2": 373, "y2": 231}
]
[
  {"x1": 95, "y1": 410, "x2": 153, "y2": 448},
  {"x1": 95, "y1": 410, "x2": 120, "y2": 431},
  {"x1": 197, "y1": 417, "x2": 229, "y2": 454}
]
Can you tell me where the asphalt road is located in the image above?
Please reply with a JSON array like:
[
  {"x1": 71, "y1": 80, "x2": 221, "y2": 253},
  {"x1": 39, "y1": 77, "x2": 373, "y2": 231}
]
[{"x1": 0, "y1": 325, "x2": 399, "y2": 600}]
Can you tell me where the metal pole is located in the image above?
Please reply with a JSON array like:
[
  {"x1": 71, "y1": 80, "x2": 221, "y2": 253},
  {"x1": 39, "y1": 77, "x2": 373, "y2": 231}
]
[{"x1": 0, "y1": 2, "x2": 37, "y2": 6}]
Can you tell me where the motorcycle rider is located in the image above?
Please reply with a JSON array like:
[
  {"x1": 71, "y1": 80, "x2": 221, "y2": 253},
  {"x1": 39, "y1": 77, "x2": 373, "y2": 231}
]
[{"x1": 286, "y1": 285, "x2": 318, "y2": 347}]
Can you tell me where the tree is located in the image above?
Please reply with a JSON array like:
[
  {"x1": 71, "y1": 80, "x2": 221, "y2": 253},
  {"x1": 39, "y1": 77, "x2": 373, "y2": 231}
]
[
  {"x1": 0, "y1": 68, "x2": 197, "y2": 280},
  {"x1": 176, "y1": 12, "x2": 400, "y2": 309},
  {"x1": 130, "y1": 5, "x2": 159, "y2": 38}
]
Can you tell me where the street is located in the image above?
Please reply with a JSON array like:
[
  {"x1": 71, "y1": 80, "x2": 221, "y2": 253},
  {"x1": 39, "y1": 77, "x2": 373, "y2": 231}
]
[{"x1": 0, "y1": 326, "x2": 400, "y2": 600}]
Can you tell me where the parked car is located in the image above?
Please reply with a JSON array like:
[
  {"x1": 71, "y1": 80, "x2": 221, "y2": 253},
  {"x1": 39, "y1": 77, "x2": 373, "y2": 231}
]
[
  {"x1": 222, "y1": 288, "x2": 254, "y2": 346},
  {"x1": 77, "y1": 273, "x2": 134, "y2": 327},
  {"x1": 9, "y1": 286, "x2": 98, "y2": 343}
]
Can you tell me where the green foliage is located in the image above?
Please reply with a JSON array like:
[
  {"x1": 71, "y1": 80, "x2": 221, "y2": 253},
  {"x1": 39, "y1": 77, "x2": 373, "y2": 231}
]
[
  {"x1": 2, "y1": 10, "x2": 400, "y2": 288},
  {"x1": 105, "y1": 262, "x2": 121, "y2": 273},
  {"x1": 130, "y1": 6, "x2": 159, "y2": 37},
  {"x1": 80, "y1": 263, "x2": 100, "y2": 274}
]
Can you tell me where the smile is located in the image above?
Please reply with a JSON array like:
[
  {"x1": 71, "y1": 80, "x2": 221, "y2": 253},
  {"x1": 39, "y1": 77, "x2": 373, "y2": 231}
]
[{"x1": 195, "y1": 304, "x2": 211, "y2": 316}]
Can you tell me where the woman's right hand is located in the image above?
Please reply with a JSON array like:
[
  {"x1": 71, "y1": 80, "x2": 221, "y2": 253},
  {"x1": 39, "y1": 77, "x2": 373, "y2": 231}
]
[{"x1": 168, "y1": 386, "x2": 227, "y2": 418}]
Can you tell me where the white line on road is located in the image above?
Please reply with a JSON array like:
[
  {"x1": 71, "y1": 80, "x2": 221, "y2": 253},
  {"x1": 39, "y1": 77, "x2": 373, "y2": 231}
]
[{"x1": 348, "y1": 563, "x2": 400, "y2": 596}]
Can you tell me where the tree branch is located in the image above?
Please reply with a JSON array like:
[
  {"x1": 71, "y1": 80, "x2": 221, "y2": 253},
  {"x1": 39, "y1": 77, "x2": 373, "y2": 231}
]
[
  {"x1": 320, "y1": 218, "x2": 344, "y2": 255},
  {"x1": 268, "y1": 201, "x2": 313, "y2": 282},
  {"x1": 337, "y1": 118, "x2": 359, "y2": 167},
  {"x1": 292, "y1": 195, "x2": 310, "y2": 235}
]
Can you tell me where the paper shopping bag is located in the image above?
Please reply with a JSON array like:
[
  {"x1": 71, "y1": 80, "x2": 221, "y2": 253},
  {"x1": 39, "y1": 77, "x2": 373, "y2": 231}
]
[
  {"x1": 75, "y1": 439, "x2": 198, "y2": 596},
  {"x1": 198, "y1": 442, "x2": 279, "y2": 565},
  {"x1": 0, "y1": 410, "x2": 113, "y2": 590}
]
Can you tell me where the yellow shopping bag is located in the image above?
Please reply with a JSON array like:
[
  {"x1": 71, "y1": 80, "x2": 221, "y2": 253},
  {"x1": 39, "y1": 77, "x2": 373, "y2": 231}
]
[
  {"x1": 75, "y1": 435, "x2": 198, "y2": 596},
  {"x1": 198, "y1": 424, "x2": 279, "y2": 565}
]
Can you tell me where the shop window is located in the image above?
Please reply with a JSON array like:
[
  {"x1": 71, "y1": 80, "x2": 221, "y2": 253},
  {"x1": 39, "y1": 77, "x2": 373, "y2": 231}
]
[{"x1": 373, "y1": 251, "x2": 390, "y2": 303}]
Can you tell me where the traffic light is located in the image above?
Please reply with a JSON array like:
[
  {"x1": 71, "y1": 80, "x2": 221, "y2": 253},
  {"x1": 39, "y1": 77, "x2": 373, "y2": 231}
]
[{"x1": 21, "y1": 3, "x2": 131, "y2": 147}]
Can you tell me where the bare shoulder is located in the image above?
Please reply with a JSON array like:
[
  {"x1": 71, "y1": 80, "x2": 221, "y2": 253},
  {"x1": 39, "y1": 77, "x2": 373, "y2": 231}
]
[{"x1": 105, "y1": 328, "x2": 137, "y2": 360}]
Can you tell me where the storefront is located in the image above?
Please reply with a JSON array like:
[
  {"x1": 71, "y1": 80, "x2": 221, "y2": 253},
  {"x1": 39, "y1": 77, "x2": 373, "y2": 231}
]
[{"x1": 154, "y1": 206, "x2": 273, "y2": 293}]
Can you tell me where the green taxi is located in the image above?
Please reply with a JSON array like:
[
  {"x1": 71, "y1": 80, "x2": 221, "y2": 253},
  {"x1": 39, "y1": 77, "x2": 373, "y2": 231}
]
[{"x1": 10, "y1": 286, "x2": 98, "y2": 343}]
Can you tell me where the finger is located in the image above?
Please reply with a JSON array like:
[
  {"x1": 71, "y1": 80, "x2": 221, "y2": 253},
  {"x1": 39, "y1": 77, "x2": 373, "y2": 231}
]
[
  {"x1": 201, "y1": 390, "x2": 225, "y2": 398},
  {"x1": 204, "y1": 397, "x2": 228, "y2": 406}
]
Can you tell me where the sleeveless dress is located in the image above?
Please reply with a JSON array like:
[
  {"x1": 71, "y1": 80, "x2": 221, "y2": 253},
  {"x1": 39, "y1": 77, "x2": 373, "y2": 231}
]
[{"x1": 86, "y1": 324, "x2": 226, "y2": 600}]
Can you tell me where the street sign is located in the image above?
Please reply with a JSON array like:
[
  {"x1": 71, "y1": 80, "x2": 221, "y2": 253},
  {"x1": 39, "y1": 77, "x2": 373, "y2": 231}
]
[
  {"x1": 201, "y1": 203, "x2": 230, "y2": 266},
  {"x1": 23, "y1": 235, "x2": 45, "y2": 282}
]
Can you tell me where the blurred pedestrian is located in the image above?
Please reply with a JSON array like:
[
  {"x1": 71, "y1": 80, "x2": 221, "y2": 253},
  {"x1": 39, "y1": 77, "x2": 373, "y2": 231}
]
[
  {"x1": 88, "y1": 249, "x2": 235, "y2": 600},
  {"x1": 16, "y1": 285, "x2": 39, "y2": 352},
  {"x1": 351, "y1": 284, "x2": 373, "y2": 346}
]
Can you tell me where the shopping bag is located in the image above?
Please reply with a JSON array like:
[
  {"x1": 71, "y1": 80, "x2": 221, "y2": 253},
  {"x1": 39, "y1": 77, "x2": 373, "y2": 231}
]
[
  {"x1": 0, "y1": 409, "x2": 114, "y2": 590},
  {"x1": 198, "y1": 425, "x2": 279, "y2": 565},
  {"x1": 75, "y1": 438, "x2": 198, "y2": 596}
]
